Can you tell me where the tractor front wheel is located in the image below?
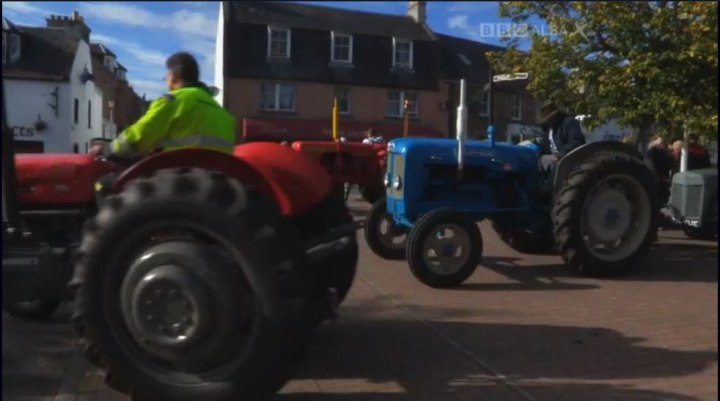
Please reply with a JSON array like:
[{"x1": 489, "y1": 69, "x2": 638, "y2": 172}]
[
  {"x1": 365, "y1": 198, "x2": 408, "y2": 260},
  {"x1": 72, "y1": 168, "x2": 311, "y2": 401},
  {"x1": 406, "y1": 209, "x2": 482, "y2": 288},
  {"x1": 553, "y1": 154, "x2": 658, "y2": 276}
]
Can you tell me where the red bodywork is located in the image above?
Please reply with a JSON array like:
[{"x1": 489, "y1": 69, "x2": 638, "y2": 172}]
[
  {"x1": 14, "y1": 154, "x2": 120, "y2": 204},
  {"x1": 15, "y1": 143, "x2": 332, "y2": 217},
  {"x1": 291, "y1": 141, "x2": 387, "y2": 188}
]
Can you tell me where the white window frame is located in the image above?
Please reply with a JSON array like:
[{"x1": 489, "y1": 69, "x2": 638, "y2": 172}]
[
  {"x1": 330, "y1": 31, "x2": 353, "y2": 64},
  {"x1": 511, "y1": 94, "x2": 522, "y2": 120},
  {"x1": 392, "y1": 37, "x2": 413, "y2": 69},
  {"x1": 386, "y1": 90, "x2": 418, "y2": 118},
  {"x1": 261, "y1": 82, "x2": 296, "y2": 112},
  {"x1": 335, "y1": 87, "x2": 351, "y2": 115},
  {"x1": 267, "y1": 26, "x2": 291, "y2": 59}
]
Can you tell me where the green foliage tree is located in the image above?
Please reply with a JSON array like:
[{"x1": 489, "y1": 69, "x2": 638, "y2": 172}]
[{"x1": 487, "y1": 1, "x2": 718, "y2": 141}]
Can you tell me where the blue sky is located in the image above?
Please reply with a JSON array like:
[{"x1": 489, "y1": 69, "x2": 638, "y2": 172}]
[{"x1": 2, "y1": 1, "x2": 535, "y2": 100}]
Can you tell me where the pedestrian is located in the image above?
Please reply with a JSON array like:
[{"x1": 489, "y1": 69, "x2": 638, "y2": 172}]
[
  {"x1": 671, "y1": 136, "x2": 711, "y2": 172},
  {"x1": 644, "y1": 135, "x2": 674, "y2": 204},
  {"x1": 362, "y1": 128, "x2": 384, "y2": 144}
]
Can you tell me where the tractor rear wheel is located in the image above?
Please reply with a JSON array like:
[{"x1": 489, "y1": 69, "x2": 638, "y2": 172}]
[
  {"x1": 407, "y1": 209, "x2": 482, "y2": 288},
  {"x1": 71, "y1": 168, "x2": 311, "y2": 401},
  {"x1": 365, "y1": 198, "x2": 408, "y2": 260},
  {"x1": 553, "y1": 154, "x2": 658, "y2": 276}
]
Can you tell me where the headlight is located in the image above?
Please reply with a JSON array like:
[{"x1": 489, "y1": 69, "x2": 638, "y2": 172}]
[
  {"x1": 384, "y1": 174, "x2": 391, "y2": 188},
  {"x1": 392, "y1": 175, "x2": 402, "y2": 190}
]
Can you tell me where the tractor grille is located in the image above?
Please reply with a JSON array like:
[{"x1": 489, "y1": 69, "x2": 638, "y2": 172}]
[
  {"x1": 671, "y1": 183, "x2": 703, "y2": 219},
  {"x1": 388, "y1": 153, "x2": 405, "y2": 198}
]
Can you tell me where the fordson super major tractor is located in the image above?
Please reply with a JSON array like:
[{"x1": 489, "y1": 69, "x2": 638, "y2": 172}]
[
  {"x1": 365, "y1": 80, "x2": 659, "y2": 288},
  {"x1": 2, "y1": 83, "x2": 358, "y2": 400}
]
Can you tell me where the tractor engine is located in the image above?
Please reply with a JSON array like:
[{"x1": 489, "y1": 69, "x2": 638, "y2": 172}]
[{"x1": 384, "y1": 138, "x2": 540, "y2": 225}]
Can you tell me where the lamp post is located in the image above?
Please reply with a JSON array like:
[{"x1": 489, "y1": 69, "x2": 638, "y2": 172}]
[{"x1": 107, "y1": 100, "x2": 115, "y2": 139}]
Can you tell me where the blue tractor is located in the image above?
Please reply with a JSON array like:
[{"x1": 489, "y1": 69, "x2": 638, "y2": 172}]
[{"x1": 364, "y1": 86, "x2": 658, "y2": 288}]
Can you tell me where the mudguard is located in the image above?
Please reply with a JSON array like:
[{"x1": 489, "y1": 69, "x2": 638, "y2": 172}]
[
  {"x1": 112, "y1": 143, "x2": 332, "y2": 217},
  {"x1": 553, "y1": 141, "x2": 642, "y2": 193}
]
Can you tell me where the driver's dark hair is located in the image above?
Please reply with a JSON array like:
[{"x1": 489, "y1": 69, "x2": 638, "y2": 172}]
[{"x1": 166, "y1": 51, "x2": 199, "y2": 84}]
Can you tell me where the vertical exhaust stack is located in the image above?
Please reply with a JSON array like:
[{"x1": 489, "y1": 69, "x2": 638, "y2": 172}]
[{"x1": 456, "y1": 79, "x2": 468, "y2": 180}]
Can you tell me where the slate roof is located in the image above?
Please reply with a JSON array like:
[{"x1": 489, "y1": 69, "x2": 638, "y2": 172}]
[
  {"x1": 2, "y1": 26, "x2": 79, "y2": 81},
  {"x1": 90, "y1": 42, "x2": 116, "y2": 58},
  {"x1": 2, "y1": 17, "x2": 20, "y2": 34},
  {"x1": 436, "y1": 33, "x2": 504, "y2": 83},
  {"x1": 225, "y1": 1, "x2": 434, "y2": 41}
]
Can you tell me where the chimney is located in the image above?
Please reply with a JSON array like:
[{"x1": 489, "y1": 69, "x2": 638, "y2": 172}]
[
  {"x1": 408, "y1": 1, "x2": 427, "y2": 24},
  {"x1": 46, "y1": 11, "x2": 91, "y2": 42}
]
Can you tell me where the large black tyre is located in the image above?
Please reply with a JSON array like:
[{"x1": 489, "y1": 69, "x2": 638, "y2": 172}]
[
  {"x1": 71, "y1": 167, "x2": 312, "y2": 401},
  {"x1": 364, "y1": 198, "x2": 407, "y2": 260},
  {"x1": 294, "y1": 189, "x2": 358, "y2": 305},
  {"x1": 553, "y1": 154, "x2": 659, "y2": 277},
  {"x1": 406, "y1": 209, "x2": 482, "y2": 288},
  {"x1": 2, "y1": 299, "x2": 62, "y2": 320},
  {"x1": 491, "y1": 221, "x2": 555, "y2": 255}
]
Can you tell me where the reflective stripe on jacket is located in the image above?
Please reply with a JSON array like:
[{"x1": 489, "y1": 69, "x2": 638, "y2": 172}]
[{"x1": 111, "y1": 86, "x2": 236, "y2": 157}]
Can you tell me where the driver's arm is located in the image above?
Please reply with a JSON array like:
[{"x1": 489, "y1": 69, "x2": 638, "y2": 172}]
[
  {"x1": 557, "y1": 119, "x2": 585, "y2": 157},
  {"x1": 110, "y1": 94, "x2": 176, "y2": 158}
]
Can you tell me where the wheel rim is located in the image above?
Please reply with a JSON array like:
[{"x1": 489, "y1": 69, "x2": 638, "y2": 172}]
[
  {"x1": 376, "y1": 213, "x2": 407, "y2": 250},
  {"x1": 421, "y1": 224, "x2": 472, "y2": 275},
  {"x1": 580, "y1": 174, "x2": 651, "y2": 262},
  {"x1": 104, "y1": 221, "x2": 258, "y2": 379}
]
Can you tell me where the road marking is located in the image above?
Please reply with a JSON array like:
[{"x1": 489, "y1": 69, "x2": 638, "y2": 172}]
[{"x1": 360, "y1": 275, "x2": 538, "y2": 401}]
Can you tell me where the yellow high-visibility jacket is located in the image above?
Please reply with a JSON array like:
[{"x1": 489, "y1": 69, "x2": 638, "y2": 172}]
[{"x1": 111, "y1": 86, "x2": 236, "y2": 156}]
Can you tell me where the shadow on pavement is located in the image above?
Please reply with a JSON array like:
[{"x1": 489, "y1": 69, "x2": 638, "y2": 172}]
[{"x1": 278, "y1": 317, "x2": 716, "y2": 401}]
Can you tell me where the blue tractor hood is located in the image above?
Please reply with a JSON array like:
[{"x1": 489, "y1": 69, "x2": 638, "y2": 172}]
[{"x1": 388, "y1": 137, "x2": 539, "y2": 172}]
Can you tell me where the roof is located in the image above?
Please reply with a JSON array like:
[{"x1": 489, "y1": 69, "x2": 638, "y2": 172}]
[
  {"x1": 115, "y1": 62, "x2": 127, "y2": 71},
  {"x1": 2, "y1": 17, "x2": 20, "y2": 33},
  {"x1": 90, "y1": 42, "x2": 116, "y2": 57},
  {"x1": 436, "y1": 33, "x2": 505, "y2": 84},
  {"x1": 2, "y1": 26, "x2": 79, "y2": 81},
  {"x1": 226, "y1": 1, "x2": 434, "y2": 41}
]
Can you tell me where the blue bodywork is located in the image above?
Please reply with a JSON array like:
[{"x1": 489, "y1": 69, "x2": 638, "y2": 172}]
[{"x1": 384, "y1": 137, "x2": 552, "y2": 234}]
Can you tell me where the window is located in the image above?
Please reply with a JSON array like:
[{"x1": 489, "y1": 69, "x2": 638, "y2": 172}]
[
  {"x1": 477, "y1": 90, "x2": 489, "y2": 116},
  {"x1": 7, "y1": 33, "x2": 20, "y2": 62},
  {"x1": 335, "y1": 87, "x2": 350, "y2": 114},
  {"x1": 511, "y1": 94, "x2": 522, "y2": 120},
  {"x1": 261, "y1": 83, "x2": 296, "y2": 111},
  {"x1": 386, "y1": 91, "x2": 418, "y2": 117},
  {"x1": 2, "y1": 32, "x2": 6, "y2": 65},
  {"x1": 87, "y1": 100, "x2": 92, "y2": 128},
  {"x1": 116, "y1": 69, "x2": 126, "y2": 80},
  {"x1": 73, "y1": 98, "x2": 79, "y2": 124},
  {"x1": 331, "y1": 32, "x2": 353, "y2": 64},
  {"x1": 104, "y1": 55, "x2": 115, "y2": 70},
  {"x1": 267, "y1": 27, "x2": 291, "y2": 58},
  {"x1": 392, "y1": 38, "x2": 413, "y2": 69}
]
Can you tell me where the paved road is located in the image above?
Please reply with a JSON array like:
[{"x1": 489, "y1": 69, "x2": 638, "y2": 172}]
[{"x1": 3, "y1": 197, "x2": 717, "y2": 401}]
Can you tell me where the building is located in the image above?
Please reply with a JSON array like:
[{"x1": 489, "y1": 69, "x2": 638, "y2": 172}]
[
  {"x1": 2, "y1": 13, "x2": 104, "y2": 153},
  {"x1": 89, "y1": 43, "x2": 144, "y2": 139},
  {"x1": 214, "y1": 1, "x2": 540, "y2": 143},
  {"x1": 215, "y1": 1, "x2": 447, "y2": 142}
]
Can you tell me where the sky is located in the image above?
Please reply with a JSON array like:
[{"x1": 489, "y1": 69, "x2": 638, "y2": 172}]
[{"x1": 1, "y1": 1, "x2": 538, "y2": 100}]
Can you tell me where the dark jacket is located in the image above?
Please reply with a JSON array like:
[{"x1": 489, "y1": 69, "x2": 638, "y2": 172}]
[
  {"x1": 540, "y1": 113, "x2": 586, "y2": 157},
  {"x1": 645, "y1": 147, "x2": 674, "y2": 182}
]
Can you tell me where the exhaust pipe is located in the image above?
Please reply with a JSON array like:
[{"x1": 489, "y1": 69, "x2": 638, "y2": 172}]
[{"x1": 456, "y1": 79, "x2": 467, "y2": 180}]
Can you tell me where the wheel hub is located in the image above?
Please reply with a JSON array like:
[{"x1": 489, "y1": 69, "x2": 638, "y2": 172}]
[
  {"x1": 377, "y1": 214, "x2": 407, "y2": 249},
  {"x1": 422, "y1": 224, "x2": 471, "y2": 275},
  {"x1": 120, "y1": 241, "x2": 238, "y2": 361},
  {"x1": 586, "y1": 189, "x2": 632, "y2": 242}
]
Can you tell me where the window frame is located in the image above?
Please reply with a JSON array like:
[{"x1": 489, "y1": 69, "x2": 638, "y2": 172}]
[
  {"x1": 386, "y1": 90, "x2": 418, "y2": 118},
  {"x1": 392, "y1": 37, "x2": 413, "y2": 69},
  {"x1": 511, "y1": 94, "x2": 522, "y2": 121},
  {"x1": 334, "y1": 87, "x2": 351, "y2": 115},
  {"x1": 330, "y1": 31, "x2": 353, "y2": 64},
  {"x1": 87, "y1": 100, "x2": 92, "y2": 128},
  {"x1": 478, "y1": 90, "x2": 490, "y2": 116},
  {"x1": 267, "y1": 26, "x2": 291, "y2": 59},
  {"x1": 260, "y1": 82, "x2": 296, "y2": 112}
]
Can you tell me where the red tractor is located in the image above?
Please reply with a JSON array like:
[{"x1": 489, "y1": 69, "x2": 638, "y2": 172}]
[
  {"x1": 291, "y1": 140, "x2": 388, "y2": 204},
  {"x1": 2, "y1": 85, "x2": 359, "y2": 400}
]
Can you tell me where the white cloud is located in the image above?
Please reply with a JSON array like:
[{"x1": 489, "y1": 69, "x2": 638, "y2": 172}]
[
  {"x1": 1, "y1": 1, "x2": 44, "y2": 14},
  {"x1": 128, "y1": 79, "x2": 167, "y2": 99},
  {"x1": 448, "y1": 15, "x2": 470, "y2": 30},
  {"x1": 448, "y1": 2, "x2": 498, "y2": 14},
  {"x1": 79, "y1": 3, "x2": 216, "y2": 40}
]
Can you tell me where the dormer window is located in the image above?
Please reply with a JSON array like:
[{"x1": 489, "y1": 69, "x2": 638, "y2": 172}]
[
  {"x1": 392, "y1": 37, "x2": 413, "y2": 69},
  {"x1": 330, "y1": 32, "x2": 353, "y2": 64},
  {"x1": 267, "y1": 26, "x2": 291, "y2": 58},
  {"x1": 116, "y1": 69, "x2": 126, "y2": 80},
  {"x1": 3, "y1": 32, "x2": 21, "y2": 64},
  {"x1": 104, "y1": 55, "x2": 115, "y2": 70}
]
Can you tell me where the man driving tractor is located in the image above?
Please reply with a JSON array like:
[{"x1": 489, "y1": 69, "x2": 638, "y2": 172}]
[
  {"x1": 91, "y1": 51, "x2": 235, "y2": 159},
  {"x1": 537, "y1": 103, "x2": 586, "y2": 166}
]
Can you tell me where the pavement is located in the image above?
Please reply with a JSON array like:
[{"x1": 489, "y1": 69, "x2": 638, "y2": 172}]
[{"x1": 2, "y1": 196, "x2": 718, "y2": 401}]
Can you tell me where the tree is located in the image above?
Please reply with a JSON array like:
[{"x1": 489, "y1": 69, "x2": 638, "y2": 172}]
[{"x1": 487, "y1": 1, "x2": 718, "y2": 141}]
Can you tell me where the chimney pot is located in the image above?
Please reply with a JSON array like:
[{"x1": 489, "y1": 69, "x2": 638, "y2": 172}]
[
  {"x1": 72, "y1": 11, "x2": 80, "y2": 21},
  {"x1": 408, "y1": 1, "x2": 427, "y2": 24}
]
